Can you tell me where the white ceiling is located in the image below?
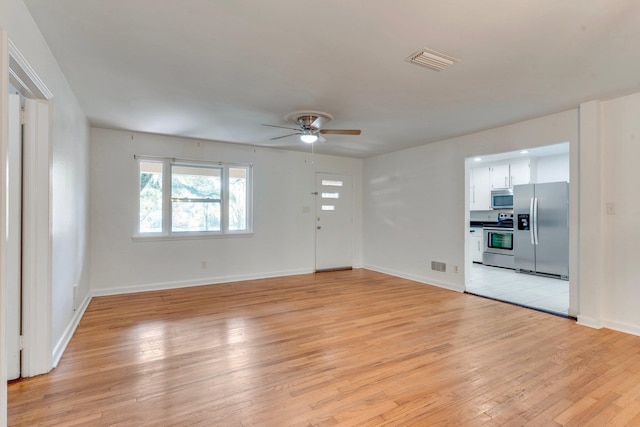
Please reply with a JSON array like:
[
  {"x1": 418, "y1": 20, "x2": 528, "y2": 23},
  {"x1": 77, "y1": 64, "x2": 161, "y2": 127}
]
[{"x1": 23, "y1": 0, "x2": 640, "y2": 158}]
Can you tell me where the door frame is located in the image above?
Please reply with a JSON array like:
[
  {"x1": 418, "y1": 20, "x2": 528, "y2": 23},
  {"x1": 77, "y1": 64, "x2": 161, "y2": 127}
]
[
  {"x1": 314, "y1": 172, "x2": 354, "y2": 271},
  {"x1": 6, "y1": 93, "x2": 22, "y2": 381},
  {"x1": 1, "y1": 29, "x2": 10, "y2": 423},
  {"x1": 2, "y1": 36, "x2": 54, "y2": 384}
]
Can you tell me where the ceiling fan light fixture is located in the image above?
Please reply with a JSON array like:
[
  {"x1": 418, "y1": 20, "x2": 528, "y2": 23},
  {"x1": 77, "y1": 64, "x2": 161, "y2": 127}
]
[{"x1": 300, "y1": 134, "x2": 318, "y2": 144}]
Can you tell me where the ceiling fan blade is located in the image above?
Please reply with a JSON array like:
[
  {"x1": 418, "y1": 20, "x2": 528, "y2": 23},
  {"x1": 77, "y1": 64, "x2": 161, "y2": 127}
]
[
  {"x1": 262, "y1": 124, "x2": 300, "y2": 131},
  {"x1": 319, "y1": 129, "x2": 362, "y2": 135},
  {"x1": 317, "y1": 135, "x2": 327, "y2": 143},
  {"x1": 311, "y1": 116, "x2": 331, "y2": 129},
  {"x1": 270, "y1": 133, "x2": 299, "y2": 140}
]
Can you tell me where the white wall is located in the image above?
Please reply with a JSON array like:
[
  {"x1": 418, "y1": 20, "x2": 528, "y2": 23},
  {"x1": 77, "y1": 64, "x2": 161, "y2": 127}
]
[
  {"x1": 90, "y1": 128, "x2": 363, "y2": 294},
  {"x1": 363, "y1": 110, "x2": 579, "y2": 294},
  {"x1": 600, "y1": 92, "x2": 640, "y2": 335},
  {"x1": 364, "y1": 94, "x2": 640, "y2": 335},
  {"x1": 1, "y1": 0, "x2": 91, "y2": 421},
  {"x1": 536, "y1": 153, "x2": 570, "y2": 183}
]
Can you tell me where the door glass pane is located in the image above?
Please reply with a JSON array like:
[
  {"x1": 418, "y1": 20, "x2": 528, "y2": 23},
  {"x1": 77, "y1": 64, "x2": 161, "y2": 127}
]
[
  {"x1": 139, "y1": 161, "x2": 163, "y2": 233},
  {"x1": 322, "y1": 180, "x2": 343, "y2": 187},
  {"x1": 322, "y1": 192, "x2": 340, "y2": 199}
]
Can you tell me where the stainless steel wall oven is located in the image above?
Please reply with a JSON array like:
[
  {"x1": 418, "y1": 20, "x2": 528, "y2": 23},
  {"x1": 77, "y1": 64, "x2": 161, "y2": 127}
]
[{"x1": 482, "y1": 227, "x2": 514, "y2": 269}]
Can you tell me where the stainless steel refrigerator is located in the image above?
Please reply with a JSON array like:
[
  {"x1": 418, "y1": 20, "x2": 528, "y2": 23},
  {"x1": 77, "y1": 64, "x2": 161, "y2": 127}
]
[{"x1": 513, "y1": 182, "x2": 569, "y2": 279}]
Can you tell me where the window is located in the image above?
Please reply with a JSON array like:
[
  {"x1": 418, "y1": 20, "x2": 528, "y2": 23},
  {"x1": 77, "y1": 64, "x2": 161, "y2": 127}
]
[{"x1": 137, "y1": 157, "x2": 252, "y2": 237}]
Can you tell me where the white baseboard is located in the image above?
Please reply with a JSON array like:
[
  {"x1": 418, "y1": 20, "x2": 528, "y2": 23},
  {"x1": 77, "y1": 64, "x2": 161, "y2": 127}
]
[
  {"x1": 576, "y1": 315, "x2": 603, "y2": 330},
  {"x1": 363, "y1": 264, "x2": 465, "y2": 293},
  {"x1": 577, "y1": 315, "x2": 640, "y2": 337},
  {"x1": 602, "y1": 319, "x2": 640, "y2": 337},
  {"x1": 91, "y1": 268, "x2": 314, "y2": 297},
  {"x1": 52, "y1": 292, "x2": 92, "y2": 368}
]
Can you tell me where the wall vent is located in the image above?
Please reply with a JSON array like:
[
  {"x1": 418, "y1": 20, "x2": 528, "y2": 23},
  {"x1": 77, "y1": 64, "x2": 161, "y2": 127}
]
[
  {"x1": 405, "y1": 48, "x2": 459, "y2": 72},
  {"x1": 431, "y1": 261, "x2": 447, "y2": 272}
]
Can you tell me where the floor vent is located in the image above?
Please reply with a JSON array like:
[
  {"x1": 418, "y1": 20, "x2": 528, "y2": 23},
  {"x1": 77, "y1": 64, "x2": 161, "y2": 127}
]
[
  {"x1": 431, "y1": 261, "x2": 447, "y2": 272},
  {"x1": 405, "y1": 48, "x2": 459, "y2": 72}
]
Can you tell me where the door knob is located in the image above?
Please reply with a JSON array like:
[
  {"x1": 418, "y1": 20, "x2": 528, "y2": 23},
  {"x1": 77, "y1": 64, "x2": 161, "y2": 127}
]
[{"x1": 317, "y1": 226, "x2": 322, "y2": 230}]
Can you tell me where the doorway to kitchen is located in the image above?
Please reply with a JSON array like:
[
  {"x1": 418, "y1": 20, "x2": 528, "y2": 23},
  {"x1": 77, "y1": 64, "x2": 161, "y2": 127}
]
[
  {"x1": 465, "y1": 142, "x2": 572, "y2": 317},
  {"x1": 468, "y1": 264, "x2": 569, "y2": 316}
]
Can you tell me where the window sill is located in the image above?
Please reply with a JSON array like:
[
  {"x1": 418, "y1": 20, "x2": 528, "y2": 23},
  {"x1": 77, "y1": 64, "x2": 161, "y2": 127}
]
[{"x1": 132, "y1": 232, "x2": 254, "y2": 242}]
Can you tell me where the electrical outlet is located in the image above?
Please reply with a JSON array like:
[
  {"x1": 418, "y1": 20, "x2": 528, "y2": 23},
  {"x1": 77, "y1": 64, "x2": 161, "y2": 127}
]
[
  {"x1": 454, "y1": 265, "x2": 459, "y2": 273},
  {"x1": 606, "y1": 202, "x2": 616, "y2": 214}
]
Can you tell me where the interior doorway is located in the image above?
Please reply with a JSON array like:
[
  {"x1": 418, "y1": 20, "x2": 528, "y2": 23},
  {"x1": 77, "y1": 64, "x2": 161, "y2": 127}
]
[
  {"x1": 465, "y1": 143, "x2": 574, "y2": 317},
  {"x1": 3, "y1": 38, "x2": 54, "y2": 380},
  {"x1": 315, "y1": 173, "x2": 353, "y2": 271}
]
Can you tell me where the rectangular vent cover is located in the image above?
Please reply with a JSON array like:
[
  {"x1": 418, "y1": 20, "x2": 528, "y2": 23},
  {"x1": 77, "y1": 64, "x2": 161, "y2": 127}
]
[
  {"x1": 431, "y1": 261, "x2": 446, "y2": 272},
  {"x1": 406, "y1": 48, "x2": 459, "y2": 72}
]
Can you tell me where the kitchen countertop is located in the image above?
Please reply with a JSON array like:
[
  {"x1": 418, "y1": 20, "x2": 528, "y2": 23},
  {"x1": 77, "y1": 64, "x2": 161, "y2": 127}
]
[
  {"x1": 470, "y1": 221, "x2": 499, "y2": 227},
  {"x1": 470, "y1": 221, "x2": 514, "y2": 229}
]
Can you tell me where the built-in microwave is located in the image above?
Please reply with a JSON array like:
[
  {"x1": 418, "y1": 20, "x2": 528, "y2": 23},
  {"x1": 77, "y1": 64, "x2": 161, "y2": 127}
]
[{"x1": 491, "y1": 189, "x2": 513, "y2": 209}]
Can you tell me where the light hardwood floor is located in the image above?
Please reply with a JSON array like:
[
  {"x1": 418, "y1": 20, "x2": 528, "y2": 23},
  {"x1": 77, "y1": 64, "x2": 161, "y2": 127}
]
[{"x1": 8, "y1": 269, "x2": 640, "y2": 426}]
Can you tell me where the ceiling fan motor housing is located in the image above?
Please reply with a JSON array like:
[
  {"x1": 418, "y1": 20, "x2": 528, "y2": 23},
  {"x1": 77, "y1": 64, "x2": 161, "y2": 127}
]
[{"x1": 297, "y1": 115, "x2": 320, "y2": 131}]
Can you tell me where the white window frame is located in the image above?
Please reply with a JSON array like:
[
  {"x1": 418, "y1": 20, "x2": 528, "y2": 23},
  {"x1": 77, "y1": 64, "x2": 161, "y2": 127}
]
[{"x1": 134, "y1": 155, "x2": 253, "y2": 239}]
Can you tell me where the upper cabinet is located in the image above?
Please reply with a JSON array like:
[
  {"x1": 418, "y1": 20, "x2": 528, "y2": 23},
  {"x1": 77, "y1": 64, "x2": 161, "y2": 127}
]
[
  {"x1": 490, "y1": 164, "x2": 510, "y2": 189},
  {"x1": 470, "y1": 166, "x2": 491, "y2": 211},
  {"x1": 489, "y1": 159, "x2": 535, "y2": 189},
  {"x1": 510, "y1": 158, "x2": 534, "y2": 187}
]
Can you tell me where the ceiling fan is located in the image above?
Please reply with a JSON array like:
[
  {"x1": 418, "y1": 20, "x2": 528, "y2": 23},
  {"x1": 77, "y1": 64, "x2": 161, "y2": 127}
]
[{"x1": 262, "y1": 110, "x2": 361, "y2": 144}]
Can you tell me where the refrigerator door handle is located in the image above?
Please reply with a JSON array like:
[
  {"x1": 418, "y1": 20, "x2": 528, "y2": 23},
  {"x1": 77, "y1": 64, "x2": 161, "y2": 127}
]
[
  {"x1": 533, "y1": 197, "x2": 539, "y2": 245},
  {"x1": 529, "y1": 197, "x2": 535, "y2": 245}
]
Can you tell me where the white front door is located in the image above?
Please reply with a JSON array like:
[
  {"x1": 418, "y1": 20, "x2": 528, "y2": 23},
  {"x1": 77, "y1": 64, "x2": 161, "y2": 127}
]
[
  {"x1": 6, "y1": 93, "x2": 22, "y2": 380},
  {"x1": 315, "y1": 173, "x2": 353, "y2": 271}
]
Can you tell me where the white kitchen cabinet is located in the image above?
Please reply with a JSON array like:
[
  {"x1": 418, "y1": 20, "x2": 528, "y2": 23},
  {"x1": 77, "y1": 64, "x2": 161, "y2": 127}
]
[
  {"x1": 490, "y1": 159, "x2": 533, "y2": 189},
  {"x1": 490, "y1": 163, "x2": 510, "y2": 189},
  {"x1": 470, "y1": 228, "x2": 484, "y2": 262},
  {"x1": 470, "y1": 167, "x2": 491, "y2": 211},
  {"x1": 509, "y1": 158, "x2": 532, "y2": 187}
]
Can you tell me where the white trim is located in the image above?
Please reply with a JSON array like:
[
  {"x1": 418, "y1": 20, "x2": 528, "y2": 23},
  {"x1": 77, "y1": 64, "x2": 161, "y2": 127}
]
[
  {"x1": 21, "y1": 98, "x2": 52, "y2": 377},
  {"x1": 5, "y1": 93, "x2": 22, "y2": 380},
  {"x1": 601, "y1": 319, "x2": 640, "y2": 337},
  {"x1": 363, "y1": 264, "x2": 465, "y2": 293},
  {"x1": 576, "y1": 315, "x2": 603, "y2": 329},
  {"x1": 134, "y1": 154, "x2": 253, "y2": 168},
  {"x1": 92, "y1": 268, "x2": 314, "y2": 297},
  {"x1": 8, "y1": 39, "x2": 53, "y2": 100},
  {"x1": 52, "y1": 293, "x2": 92, "y2": 367},
  {"x1": 1, "y1": 28, "x2": 11, "y2": 427},
  {"x1": 132, "y1": 232, "x2": 254, "y2": 242}
]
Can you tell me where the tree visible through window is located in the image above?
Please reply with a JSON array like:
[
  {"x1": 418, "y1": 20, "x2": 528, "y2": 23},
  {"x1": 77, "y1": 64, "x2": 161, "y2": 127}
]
[
  {"x1": 229, "y1": 168, "x2": 247, "y2": 231},
  {"x1": 139, "y1": 161, "x2": 163, "y2": 233},
  {"x1": 171, "y1": 165, "x2": 222, "y2": 232},
  {"x1": 137, "y1": 158, "x2": 252, "y2": 236}
]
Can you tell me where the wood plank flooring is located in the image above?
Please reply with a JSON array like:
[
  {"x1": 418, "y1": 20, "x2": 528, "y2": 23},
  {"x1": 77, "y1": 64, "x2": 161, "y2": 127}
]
[{"x1": 8, "y1": 269, "x2": 640, "y2": 426}]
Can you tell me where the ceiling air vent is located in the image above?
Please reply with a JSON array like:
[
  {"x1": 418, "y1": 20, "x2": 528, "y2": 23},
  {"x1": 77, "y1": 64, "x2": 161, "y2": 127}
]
[{"x1": 405, "y1": 48, "x2": 459, "y2": 72}]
